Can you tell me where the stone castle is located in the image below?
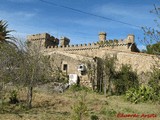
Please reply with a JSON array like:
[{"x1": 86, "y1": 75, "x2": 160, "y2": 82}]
[
  {"x1": 27, "y1": 32, "x2": 159, "y2": 86},
  {"x1": 27, "y1": 32, "x2": 139, "y2": 52}
]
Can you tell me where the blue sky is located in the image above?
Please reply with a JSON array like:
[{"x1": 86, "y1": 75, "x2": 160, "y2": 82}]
[{"x1": 0, "y1": 0, "x2": 159, "y2": 50}]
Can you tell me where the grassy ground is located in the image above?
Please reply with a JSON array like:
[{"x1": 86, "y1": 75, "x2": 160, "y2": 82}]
[{"x1": 0, "y1": 88, "x2": 159, "y2": 120}]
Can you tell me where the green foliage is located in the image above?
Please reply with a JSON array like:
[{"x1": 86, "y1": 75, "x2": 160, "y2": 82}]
[
  {"x1": 126, "y1": 67, "x2": 160, "y2": 104},
  {"x1": 142, "y1": 5, "x2": 160, "y2": 55},
  {"x1": 125, "y1": 85, "x2": 159, "y2": 104},
  {"x1": 146, "y1": 42, "x2": 160, "y2": 55},
  {"x1": 114, "y1": 64, "x2": 139, "y2": 95},
  {"x1": 0, "y1": 20, "x2": 14, "y2": 42},
  {"x1": 9, "y1": 90, "x2": 19, "y2": 104},
  {"x1": 71, "y1": 93, "x2": 88, "y2": 120},
  {"x1": 69, "y1": 84, "x2": 91, "y2": 92},
  {"x1": 148, "y1": 68, "x2": 160, "y2": 98},
  {"x1": 103, "y1": 55, "x2": 117, "y2": 95},
  {"x1": 100, "y1": 107, "x2": 117, "y2": 117},
  {"x1": 96, "y1": 55, "x2": 117, "y2": 94},
  {"x1": 90, "y1": 115, "x2": 99, "y2": 120},
  {"x1": 58, "y1": 72, "x2": 69, "y2": 84}
]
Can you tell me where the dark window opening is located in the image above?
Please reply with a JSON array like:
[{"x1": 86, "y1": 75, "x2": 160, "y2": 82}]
[
  {"x1": 80, "y1": 65, "x2": 83, "y2": 69},
  {"x1": 63, "y1": 64, "x2": 68, "y2": 71}
]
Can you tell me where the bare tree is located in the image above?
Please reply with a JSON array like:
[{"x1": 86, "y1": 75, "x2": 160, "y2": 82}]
[
  {"x1": 16, "y1": 42, "x2": 53, "y2": 109},
  {"x1": 142, "y1": 4, "x2": 160, "y2": 56}
]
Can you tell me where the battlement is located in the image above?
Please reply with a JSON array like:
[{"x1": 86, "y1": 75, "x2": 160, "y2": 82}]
[
  {"x1": 27, "y1": 32, "x2": 138, "y2": 52},
  {"x1": 27, "y1": 33, "x2": 50, "y2": 41},
  {"x1": 27, "y1": 33, "x2": 59, "y2": 48}
]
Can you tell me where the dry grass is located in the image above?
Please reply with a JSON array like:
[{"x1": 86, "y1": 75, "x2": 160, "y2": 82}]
[{"x1": 0, "y1": 88, "x2": 159, "y2": 120}]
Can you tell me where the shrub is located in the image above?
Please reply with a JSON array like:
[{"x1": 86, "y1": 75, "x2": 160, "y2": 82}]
[
  {"x1": 90, "y1": 115, "x2": 99, "y2": 120},
  {"x1": 69, "y1": 84, "x2": 91, "y2": 92},
  {"x1": 148, "y1": 68, "x2": 160, "y2": 96},
  {"x1": 71, "y1": 93, "x2": 88, "y2": 120},
  {"x1": 100, "y1": 107, "x2": 117, "y2": 117},
  {"x1": 114, "y1": 64, "x2": 139, "y2": 95},
  {"x1": 9, "y1": 90, "x2": 19, "y2": 104},
  {"x1": 125, "y1": 85, "x2": 159, "y2": 104}
]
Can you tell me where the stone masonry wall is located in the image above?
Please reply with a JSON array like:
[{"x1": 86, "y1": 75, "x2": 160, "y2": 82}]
[{"x1": 44, "y1": 48, "x2": 159, "y2": 75}]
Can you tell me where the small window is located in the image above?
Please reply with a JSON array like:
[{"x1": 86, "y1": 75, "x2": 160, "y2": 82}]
[{"x1": 63, "y1": 64, "x2": 68, "y2": 71}]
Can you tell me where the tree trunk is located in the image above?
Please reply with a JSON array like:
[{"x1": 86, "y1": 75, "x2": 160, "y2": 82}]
[
  {"x1": 104, "y1": 74, "x2": 107, "y2": 96},
  {"x1": 104, "y1": 80, "x2": 107, "y2": 96},
  {"x1": 27, "y1": 86, "x2": 33, "y2": 109},
  {"x1": 108, "y1": 77, "x2": 112, "y2": 96}
]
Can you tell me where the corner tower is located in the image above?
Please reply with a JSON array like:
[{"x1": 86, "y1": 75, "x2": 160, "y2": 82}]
[
  {"x1": 99, "y1": 32, "x2": 107, "y2": 42},
  {"x1": 60, "y1": 37, "x2": 70, "y2": 46},
  {"x1": 126, "y1": 34, "x2": 135, "y2": 44}
]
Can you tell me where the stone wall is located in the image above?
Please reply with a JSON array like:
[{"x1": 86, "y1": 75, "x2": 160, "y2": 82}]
[
  {"x1": 68, "y1": 49, "x2": 159, "y2": 74},
  {"x1": 43, "y1": 49, "x2": 159, "y2": 87},
  {"x1": 44, "y1": 49, "x2": 159, "y2": 75}
]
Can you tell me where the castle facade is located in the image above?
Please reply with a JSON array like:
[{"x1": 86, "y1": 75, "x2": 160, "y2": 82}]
[{"x1": 27, "y1": 32, "x2": 159, "y2": 87}]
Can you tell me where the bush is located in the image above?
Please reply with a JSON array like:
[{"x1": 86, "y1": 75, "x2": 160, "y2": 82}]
[
  {"x1": 148, "y1": 68, "x2": 160, "y2": 95},
  {"x1": 69, "y1": 84, "x2": 91, "y2": 92},
  {"x1": 9, "y1": 90, "x2": 19, "y2": 104},
  {"x1": 125, "y1": 85, "x2": 159, "y2": 104},
  {"x1": 71, "y1": 93, "x2": 88, "y2": 120},
  {"x1": 100, "y1": 107, "x2": 117, "y2": 117},
  {"x1": 90, "y1": 115, "x2": 99, "y2": 120},
  {"x1": 114, "y1": 64, "x2": 139, "y2": 95}
]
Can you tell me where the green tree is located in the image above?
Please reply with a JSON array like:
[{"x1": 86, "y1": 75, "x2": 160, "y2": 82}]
[
  {"x1": 146, "y1": 42, "x2": 160, "y2": 54},
  {"x1": 0, "y1": 20, "x2": 15, "y2": 44}
]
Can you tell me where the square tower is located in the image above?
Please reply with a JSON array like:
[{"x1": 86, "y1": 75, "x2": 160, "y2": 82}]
[{"x1": 99, "y1": 32, "x2": 107, "y2": 42}]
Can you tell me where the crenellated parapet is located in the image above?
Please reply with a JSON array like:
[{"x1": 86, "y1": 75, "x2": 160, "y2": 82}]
[
  {"x1": 27, "y1": 33, "x2": 59, "y2": 48},
  {"x1": 43, "y1": 40, "x2": 130, "y2": 53},
  {"x1": 27, "y1": 32, "x2": 139, "y2": 53}
]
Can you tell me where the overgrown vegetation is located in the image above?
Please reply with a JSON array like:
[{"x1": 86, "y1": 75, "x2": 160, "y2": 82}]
[
  {"x1": 114, "y1": 64, "x2": 139, "y2": 95},
  {"x1": 0, "y1": 4, "x2": 160, "y2": 118},
  {"x1": 71, "y1": 92, "x2": 88, "y2": 120},
  {"x1": 125, "y1": 68, "x2": 160, "y2": 104},
  {"x1": 0, "y1": 20, "x2": 53, "y2": 110},
  {"x1": 69, "y1": 84, "x2": 91, "y2": 92},
  {"x1": 126, "y1": 85, "x2": 158, "y2": 104},
  {"x1": 9, "y1": 90, "x2": 19, "y2": 104},
  {"x1": 93, "y1": 55, "x2": 139, "y2": 96}
]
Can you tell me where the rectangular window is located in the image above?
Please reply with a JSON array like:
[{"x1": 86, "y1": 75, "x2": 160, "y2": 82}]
[{"x1": 63, "y1": 64, "x2": 68, "y2": 71}]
